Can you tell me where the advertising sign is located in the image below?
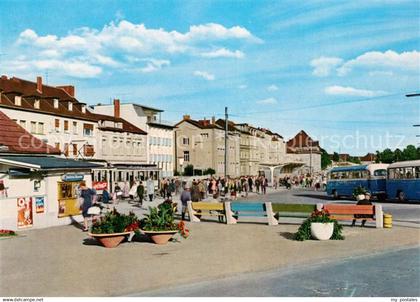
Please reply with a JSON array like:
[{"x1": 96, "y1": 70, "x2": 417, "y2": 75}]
[
  {"x1": 92, "y1": 181, "x2": 108, "y2": 191},
  {"x1": 35, "y1": 197, "x2": 45, "y2": 213},
  {"x1": 62, "y1": 174, "x2": 84, "y2": 182},
  {"x1": 17, "y1": 197, "x2": 33, "y2": 228}
]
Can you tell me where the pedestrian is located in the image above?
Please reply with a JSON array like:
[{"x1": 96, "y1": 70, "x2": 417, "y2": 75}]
[
  {"x1": 248, "y1": 177, "x2": 253, "y2": 192},
  {"x1": 80, "y1": 181, "x2": 96, "y2": 232},
  {"x1": 137, "y1": 181, "x2": 145, "y2": 206},
  {"x1": 146, "y1": 177, "x2": 154, "y2": 202},
  {"x1": 168, "y1": 179, "x2": 176, "y2": 200},
  {"x1": 128, "y1": 180, "x2": 138, "y2": 202},
  {"x1": 180, "y1": 186, "x2": 192, "y2": 221},
  {"x1": 191, "y1": 181, "x2": 200, "y2": 202},
  {"x1": 352, "y1": 193, "x2": 373, "y2": 227}
]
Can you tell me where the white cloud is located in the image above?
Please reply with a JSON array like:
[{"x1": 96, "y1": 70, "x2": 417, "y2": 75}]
[
  {"x1": 200, "y1": 48, "x2": 244, "y2": 59},
  {"x1": 337, "y1": 50, "x2": 420, "y2": 76},
  {"x1": 10, "y1": 20, "x2": 259, "y2": 78},
  {"x1": 267, "y1": 84, "x2": 279, "y2": 91},
  {"x1": 324, "y1": 85, "x2": 388, "y2": 97},
  {"x1": 193, "y1": 70, "x2": 215, "y2": 81},
  {"x1": 256, "y1": 97, "x2": 278, "y2": 104},
  {"x1": 310, "y1": 56, "x2": 343, "y2": 77}
]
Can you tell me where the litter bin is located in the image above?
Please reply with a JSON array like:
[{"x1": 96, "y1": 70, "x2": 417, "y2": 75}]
[{"x1": 383, "y1": 213, "x2": 392, "y2": 228}]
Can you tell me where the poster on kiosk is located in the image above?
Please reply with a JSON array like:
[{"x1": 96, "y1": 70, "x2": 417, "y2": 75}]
[{"x1": 17, "y1": 197, "x2": 33, "y2": 228}]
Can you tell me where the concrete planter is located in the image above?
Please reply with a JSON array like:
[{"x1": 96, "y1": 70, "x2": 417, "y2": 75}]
[
  {"x1": 142, "y1": 230, "x2": 178, "y2": 245},
  {"x1": 311, "y1": 222, "x2": 334, "y2": 240},
  {"x1": 356, "y1": 194, "x2": 366, "y2": 201},
  {"x1": 88, "y1": 231, "x2": 131, "y2": 248}
]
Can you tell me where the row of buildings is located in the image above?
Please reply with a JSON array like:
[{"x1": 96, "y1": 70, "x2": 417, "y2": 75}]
[{"x1": 0, "y1": 74, "x2": 321, "y2": 230}]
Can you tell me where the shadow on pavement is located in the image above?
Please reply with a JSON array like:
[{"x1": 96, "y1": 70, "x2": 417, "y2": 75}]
[
  {"x1": 279, "y1": 232, "x2": 295, "y2": 240},
  {"x1": 82, "y1": 238, "x2": 102, "y2": 246}
]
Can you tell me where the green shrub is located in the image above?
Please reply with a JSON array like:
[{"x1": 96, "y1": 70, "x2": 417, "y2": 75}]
[
  {"x1": 294, "y1": 209, "x2": 344, "y2": 241},
  {"x1": 91, "y1": 209, "x2": 139, "y2": 234}
]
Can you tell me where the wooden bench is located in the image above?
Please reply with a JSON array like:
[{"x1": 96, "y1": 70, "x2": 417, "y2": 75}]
[
  {"x1": 226, "y1": 202, "x2": 278, "y2": 226},
  {"x1": 323, "y1": 204, "x2": 383, "y2": 228},
  {"x1": 187, "y1": 201, "x2": 225, "y2": 223},
  {"x1": 272, "y1": 203, "x2": 319, "y2": 220}
]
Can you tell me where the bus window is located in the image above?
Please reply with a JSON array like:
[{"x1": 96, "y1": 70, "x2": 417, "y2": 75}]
[
  {"x1": 405, "y1": 167, "x2": 414, "y2": 179},
  {"x1": 374, "y1": 169, "x2": 387, "y2": 177},
  {"x1": 416, "y1": 167, "x2": 420, "y2": 179}
]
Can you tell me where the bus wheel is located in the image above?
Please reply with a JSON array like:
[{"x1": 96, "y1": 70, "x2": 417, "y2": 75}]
[
  {"x1": 398, "y1": 191, "x2": 405, "y2": 202},
  {"x1": 332, "y1": 190, "x2": 339, "y2": 200}
]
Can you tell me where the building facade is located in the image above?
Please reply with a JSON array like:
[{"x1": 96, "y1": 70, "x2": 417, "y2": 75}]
[{"x1": 92, "y1": 102, "x2": 175, "y2": 178}]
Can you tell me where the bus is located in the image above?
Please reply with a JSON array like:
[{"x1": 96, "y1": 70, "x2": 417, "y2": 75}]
[
  {"x1": 326, "y1": 164, "x2": 388, "y2": 200},
  {"x1": 386, "y1": 160, "x2": 420, "y2": 202}
]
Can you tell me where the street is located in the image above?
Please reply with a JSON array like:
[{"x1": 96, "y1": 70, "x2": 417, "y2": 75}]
[{"x1": 138, "y1": 246, "x2": 420, "y2": 297}]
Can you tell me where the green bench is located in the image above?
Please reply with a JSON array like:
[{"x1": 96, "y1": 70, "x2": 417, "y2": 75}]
[{"x1": 272, "y1": 203, "x2": 318, "y2": 220}]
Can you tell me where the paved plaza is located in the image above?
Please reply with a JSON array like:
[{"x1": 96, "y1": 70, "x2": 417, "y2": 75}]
[{"x1": 1, "y1": 190, "x2": 419, "y2": 297}]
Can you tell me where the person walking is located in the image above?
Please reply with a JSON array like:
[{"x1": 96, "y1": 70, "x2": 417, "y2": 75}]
[
  {"x1": 180, "y1": 186, "x2": 192, "y2": 221},
  {"x1": 248, "y1": 177, "x2": 253, "y2": 193},
  {"x1": 80, "y1": 181, "x2": 96, "y2": 232},
  {"x1": 146, "y1": 178, "x2": 154, "y2": 202},
  {"x1": 137, "y1": 181, "x2": 145, "y2": 207},
  {"x1": 168, "y1": 179, "x2": 176, "y2": 200}
]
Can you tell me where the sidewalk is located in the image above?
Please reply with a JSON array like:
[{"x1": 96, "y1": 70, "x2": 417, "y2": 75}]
[{"x1": 1, "y1": 217, "x2": 419, "y2": 296}]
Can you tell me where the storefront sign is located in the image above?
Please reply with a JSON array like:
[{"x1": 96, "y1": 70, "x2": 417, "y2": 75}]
[
  {"x1": 93, "y1": 181, "x2": 108, "y2": 191},
  {"x1": 62, "y1": 174, "x2": 84, "y2": 182},
  {"x1": 17, "y1": 197, "x2": 33, "y2": 228},
  {"x1": 35, "y1": 197, "x2": 45, "y2": 213}
]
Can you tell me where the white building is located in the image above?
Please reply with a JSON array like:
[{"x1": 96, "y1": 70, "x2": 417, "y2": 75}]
[{"x1": 92, "y1": 101, "x2": 175, "y2": 178}]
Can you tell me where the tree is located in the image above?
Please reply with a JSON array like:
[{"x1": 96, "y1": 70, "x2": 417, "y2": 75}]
[
  {"x1": 321, "y1": 148, "x2": 332, "y2": 170},
  {"x1": 402, "y1": 145, "x2": 417, "y2": 161},
  {"x1": 183, "y1": 164, "x2": 194, "y2": 176},
  {"x1": 378, "y1": 148, "x2": 394, "y2": 163},
  {"x1": 393, "y1": 148, "x2": 403, "y2": 162},
  {"x1": 203, "y1": 168, "x2": 216, "y2": 175},
  {"x1": 332, "y1": 152, "x2": 339, "y2": 162}
]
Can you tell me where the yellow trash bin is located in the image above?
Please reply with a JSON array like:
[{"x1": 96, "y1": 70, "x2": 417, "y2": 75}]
[{"x1": 383, "y1": 213, "x2": 392, "y2": 228}]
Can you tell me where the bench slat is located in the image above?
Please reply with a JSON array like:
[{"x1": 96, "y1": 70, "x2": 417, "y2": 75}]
[
  {"x1": 192, "y1": 202, "x2": 224, "y2": 211},
  {"x1": 272, "y1": 204, "x2": 316, "y2": 213},
  {"x1": 331, "y1": 216, "x2": 375, "y2": 221},
  {"x1": 231, "y1": 202, "x2": 266, "y2": 212}
]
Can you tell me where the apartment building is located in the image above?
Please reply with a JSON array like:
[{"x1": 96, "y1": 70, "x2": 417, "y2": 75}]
[
  {"x1": 174, "y1": 116, "x2": 241, "y2": 177},
  {"x1": 0, "y1": 75, "x2": 155, "y2": 191},
  {"x1": 91, "y1": 102, "x2": 175, "y2": 177},
  {"x1": 286, "y1": 130, "x2": 322, "y2": 173}
]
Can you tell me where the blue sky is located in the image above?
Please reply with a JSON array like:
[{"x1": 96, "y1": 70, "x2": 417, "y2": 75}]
[{"x1": 1, "y1": 0, "x2": 419, "y2": 155}]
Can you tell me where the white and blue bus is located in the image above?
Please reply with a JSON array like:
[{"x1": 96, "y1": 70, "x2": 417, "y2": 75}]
[
  {"x1": 386, "y1": 160, "x2": 420, "y2": 202},
  {"x1": 327, "y1": 164, "x2": 389, "y2": 200}
]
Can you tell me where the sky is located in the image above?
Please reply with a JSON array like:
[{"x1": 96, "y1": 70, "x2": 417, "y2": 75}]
[{"x1": 0, "y1": 0, "x2": 419, "y2": 155}]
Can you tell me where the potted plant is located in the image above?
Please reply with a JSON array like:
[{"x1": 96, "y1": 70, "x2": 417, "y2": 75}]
[
  {"x1": 353, "y1": 186, "x2": 367, "y2": 201},
  {"x1": 294, "y1": 209, "x2": 344, "y2": 241},
  {"x1": 140, "y1": 201, "x2": 189, "y2": 245},
  {"x1": 89, "y1": 209, "x2": 139, "y2": 248},
  {"x1": 0, "y1": 229, "x2": 17, "y2": 238}
]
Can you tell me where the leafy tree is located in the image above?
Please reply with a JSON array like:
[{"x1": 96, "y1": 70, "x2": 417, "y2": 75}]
[
  {"x1": 378, "y1": 148, "x2": 394, "y2": 163},
  {"x1": 183, "y1": 164, "x2": 194, "y2": 176},
  {"x1": 321, "y1": 148, "x2": 332, "y2": 169},
  {"x1": 393, "y1": 148, "x2": 403, "y2": 162},
  {"x1": 332, "y1": 152, "x2": 340, "y2": 162},
  {"x1": 402, "y1": 145, "x2": 417, "y2": 161}
]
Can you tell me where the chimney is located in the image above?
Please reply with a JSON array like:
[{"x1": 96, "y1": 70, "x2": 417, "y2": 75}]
[
  {"x1": 114, "y1": 99, "x2": 120, "y2": 119},
  {"x1": 57, "y1": 85, "x2": 75, "y2": 97},
  {"x1": 211, "y1": 116, "x2": 216, "y2": 124},
  {"x1": 36, "y1": 76, "x2": 42, "y2": 94},
  {"x1": 183, "y1": 114, "x2": 190, "y2": 120}
]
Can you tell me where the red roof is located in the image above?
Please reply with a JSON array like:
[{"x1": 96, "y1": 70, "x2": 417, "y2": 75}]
[
  {"x1": 287, "y1": 130, "x2": 320, "y2": 154},
  {"x1": 0, "y1": 76, "x2": 146, "y2": 135},
  {"x1": 0, "y1": 111, "x2": 61, "y2": 154}
]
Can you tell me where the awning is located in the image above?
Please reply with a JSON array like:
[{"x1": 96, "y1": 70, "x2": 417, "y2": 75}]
[{"x1": 0, "y1": 155, "x2": 103, "y2": 170}]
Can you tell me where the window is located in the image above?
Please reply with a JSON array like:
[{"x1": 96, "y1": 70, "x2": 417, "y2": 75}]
[
  {"x1": 55, "y1": 142, "x2": 60, "y2": 151},
  {"x1": 73, "y1": 144, "x2": 78, "y2": 156},
  {"x1": 374, "y1": 169, "x2": 387, "y2": 177},
  {"x1": 14, "y1": 96, "x2": 22, "y2": 106},
  {"x1": 30, "y1": 121, "x2": 37, "y2": 133},
  {"x1": 183, "y1": 151, "x2": 190, "y2": 162},
  {"x1": 34, "y1": 99, "x2": 40, "y2": 109},
  {"x1": 19, "y1": 120, "x2": 26, "y2": 129},
  {"x1": 73, "y1": 122, "x2": 77, "y2": 134},
  {"x1": 415, "y1": 167, "x2": 420, "y2": 179},
  {"x1": 83, "y1": 144, "x2": 95, "y2": 157},
  {"x1": 53, "y1": 99, "x2": 59, "y2": 108},
  {"x1": 83, "y1": 123, "x2": 93, "y2": 136},
  {"x1": 38, "y1": 122, "x2": 44, "y2": 134},
  {"x1": 183, "y1": 137, "x2": 189, "y2": 145},
  {"x1": 68, "y1": 102, "x2": 73, "y2": 111},
  {"x1": 64, "y1": 120, "x2": 69, "y2": 132},
  {"x1": 55, "y1": 119, "x2": 60, "y2": 131},
  {"x1": 201, "y1": 133, "x2": 209, "y2": 139}
]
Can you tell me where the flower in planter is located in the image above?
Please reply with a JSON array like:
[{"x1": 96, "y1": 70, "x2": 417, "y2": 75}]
[
  {"x1": 177, "y1": 221, "x2": 189, "y2": 239},
  {"x1": 91, "y1": 209, "x2": 140, "y2": 234},
  {"x1": 294, "y1": 209, "x2": 344, "y2": 241}
]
